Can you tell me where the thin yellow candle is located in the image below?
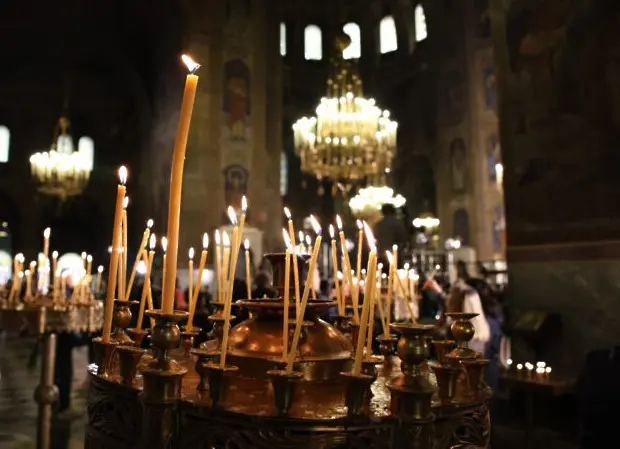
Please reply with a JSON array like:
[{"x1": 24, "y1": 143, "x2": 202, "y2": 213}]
[
  {"x1": 221, "y1": 231, "x2": 231, "y2": 304},
  {"x1": 355, "y1": 218, "x2": 363, "y2": 283},
  {"x1": 220, "y1": 218, "x2": 240, "y2": 368},
  {"x1": 136, "y1": 234, "x2": 156, "y2": 330},
  {"x1": 95, "y1": 266, "x2": 103, "y2": 294},
  {"x1": 386, "y1": 250, "x2": 395, "y2": 335},
  {"x1": 282, "y1": 229, "x2": 292, "y2": 360},
  {"x1": 125, "y1": 218, "x2": 153, "y2": 300},
  {"x1": 329, "y1": 225, "x2": 344, "y2": 316},
  {"x1": 238, "y1": 195, "x2": 248, "y2": 244},
  {"x1": 352, "y1": 223, "x2": 377, "y2": 376},
  {"x1": 188, "y1": 247, "x2": 194, "y2": 312},
  {"x1": 188, "y1": 233, "x2": 208, "y2": 330},
  {"x1": 244, "y1": 239, "x2": 251, "y2": 299},
  {"x1": 161, "y1": 237, "x2": 168, "y2": 299},
  {"x1": 284, "y1": 207, "x2": 301, "y2": 314},
  {"x1": 214, "y1": 230, "x2": 222, "y2": 305},
  {"x1": 336, "y1": 215, "x2": 358, "y2": 323},
  {"x1": 365, "y1": 263, "x2": 382, "y2": 356},
  {"x1": 120, "y1": 198, "x2": 129, "y2": 302},
  {"x1": 161, "y1": 54, "x2": 200, "y2": 314},
  {"x1": 286, "y1": 215, "x2": 322, "y2": 373},
  {"x1": 85, "y1": 254, "x2": 93, "y2": 301},
  {"x1": 52, "y1": 251, "x2": 59, "y2": 300},
  {"x1": 61, "y1": 272, "x2": 67, "y2": 303},
  {"x1": 24, "y1": 269, "x2": 32, "y2": 300},
  {"x1": 43, "y1": 227, "x2": 51, "y2": 260}
]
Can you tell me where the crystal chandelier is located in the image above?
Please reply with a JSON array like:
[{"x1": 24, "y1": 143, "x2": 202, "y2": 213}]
[
  {"x1": 292, "y1": 35, "x2": 398, "y2": 192},
  {"x1": 348, "y1": 185, "x2": 406, "y2": 223},
  {"x1": 29, "y1": 116, "x2": 91, "y2": 199}
]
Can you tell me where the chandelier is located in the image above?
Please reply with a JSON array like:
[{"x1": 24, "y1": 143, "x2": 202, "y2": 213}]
[
  {"x1": 348, "y1": 185, "x2": 406, "y2": 223},
  {"x1": 29, "y1": 116, "x2": 91, "y2": 199},
  {"x1": 292, "y1": 35, "x2": 398, "y2": 191}
]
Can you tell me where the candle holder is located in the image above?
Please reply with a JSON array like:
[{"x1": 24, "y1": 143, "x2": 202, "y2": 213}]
[
  {"x1": 362, "y1": 354, "x2": 383, "y2": 380},
  {"x1": 204, "y1": 361, "x2": 239, "y2": 407},
  {"x1": 387, "y1": 323, "x2": 436, "y2": 420},
  {"x1": 141, "y1": 310, "x2": 188, "y2": 372},
  {"x1": 430, "y1": 364, "x2": 459, "y2": 405},
  {"x1": 341, "y1": 371, "x2": 375, "y2": 417},
  {"x1": 445, "y1": 312, "x2": 480, "y2": 360},
  {"x1": 92, "y1": 337, "x2": 119, "y2": 377},
  {"x1": 116, "y1": 345, "x2": 146, "y2": 386},
  {"x1": 266, "y1": 369, "x2": 303, "y2": 417},
  {"x1": 349, "y1": 321, "x2": 361, "y2": 349},
  {"x1": 377, "y1": 334, "x2": 398, "y2": 357},
  {"x1": 127, "y1": 327, "x2": 149, "y2": 347},
  {"x1": 111, "y1": 299, "x2": 138, "y2": 344},
  {"x1": 431, "y1": 340, "x2": 456, "y2": 365},
  {"x1": 334, "y1": 315, "x2": 353, "y2": 337},
  {"x1": 181, "y1": 327, "x2": 200, "y2": 357},
  {"x1": 460, "y1": 358, "x2": 489, "y2": 399},
  {"x1": 191, "y1": 348, "x2": 218, "y2": 391},
  {"x1": 202, "y1": 314, "x2": 234, "y2": 350}
]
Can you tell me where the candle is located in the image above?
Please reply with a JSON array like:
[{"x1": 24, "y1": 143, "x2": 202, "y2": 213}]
[
  {"x1": 336, "y1": 215, "x2": 358, "y2": 323},
  {"x1": 283, "y1": 207, "x2": 301, "y2": 314},
  {"x1": 385, "y1": 250, "x2": 395, "y2": 335},
  {"x1": 244, "y1": 239, "x2": 251, "y2": 300},
  {"x1": 329, "y1": 225, "x2": 343, "y2": 316},
  {"x1": 282, "y1": 229, "x2": 292, "y2": 360},
  {"x1": 25, "y1": 269, "x2": 32, "y2": 300},
  {"x1": 188, "y1": 247, "x2": 194, "y2": 312},
  {"x1": 52, "y1": 251, "x2": 59, "y2": 300},
  {"x1": 136, "y1": 234, "x2": 156, "y2": 331},
  {"x1": 365, "y1": 264, "x2": 382, "y2": 356},
  {"x1": 161, "y1": 237, "x2": 168, "y2": 298},
  {"x1": 355, "y1": 218, "x2": 363, "y2": 294},
  {"x1": 120, "y1": 198, "x2": 129, "y2": 302},
  {"x1": 215, "y1": 230, "x2": 222, "y2": 305},
  {"x1": 238, "y1": 195, "x2": 248, "y2": 243},
  {"x1": 220, "y1": 211, "x2": 240, "y2": 368},
  {"x1": 85, "y1": 254, "x2": 93, "y2": 300},
  {"x1": 545, "y1": 366, "x2": 552, "y2": 377},
  {"x1": 125, "y1": 219, "x2": 153, "y2": 300},
  {"x1": 188, "y1": 233, "x2": 208, "y2": 330},
  {"x1": 61, "y1": 272, "x2": 67, "y2": 303},
  {"x1": 95, "y1": 265, "x2": 103, "y2": 294},
  {"x1": 353, "y1": 222, "x2": 377, "y2": 376},
  {"x1": 102, "y1": 167, "x2": 127, "y2": 343},
  {"x1": 286, "y1": 216, "x2": 322, "y2": 373},
  {"x1": 221, "y1": 231, "x2": 231, "y2": 304},
  {"x1": 161, "y1": 55, "x2": 200, "y2": 314},
  {"x1": 42, "y1": 227, "x2": 51, "y2": 261}
]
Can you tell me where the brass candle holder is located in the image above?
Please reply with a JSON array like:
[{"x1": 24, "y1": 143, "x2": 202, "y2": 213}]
[
  {"x1": 126, "y1": 327, "x2": 149, "y2": 347},
  {"x1": 445, "y1": 312, "x2": 480, "y2": 360},
  {"x1": 204, "y1": 361, "x2": 239, "y2": 407},
  {"x1": 266, "y1": 369, "x2": 303, "y2": 416},
  {"x1": 191, "y1": 348, "x2": 218, "y2": 391},
  {"x1": 111, "y1": 299, "x2": 138, "y2": 344},
  {"x1": 431, "y1": 340, "x2": 455, "y2": 365},
  {"x1": 116, "y1": 345, "x2": 146, "y2": 386},
  {"x1": 91, "y1": 337, "x2": 118, "y2": 377},
  {"x1": 341, "y1": 371, "x2": 375, "y2": 417}
]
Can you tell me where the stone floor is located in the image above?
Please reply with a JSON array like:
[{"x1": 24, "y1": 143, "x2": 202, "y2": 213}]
[{"x1": 0, "y1": 333, "x2": 579, "y2": 449}]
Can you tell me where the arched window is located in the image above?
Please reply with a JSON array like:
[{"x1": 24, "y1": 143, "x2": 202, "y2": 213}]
[
  {"x1": 415, "y1": 4, "x2": 428, "y2": 42},
  {"x1": 78, "y1": 136, "x2": 95, "y2": 171},
  {"x1": 280, "y1": 22, "x2": 287, "y2": 56},
  {"x1": 304, "y1": 25, "x2": 323, "y2": 60},
  {"x1": 280, "y1": 152, "x2": 288, "y2": 196},
  {"x1": 342, "y1": 22, "x2": 361, "y2": 59},
  {"x1": 0, "y1": 126, "x2": 9, "y2": 163},
  {"x1": 379, "y1": 16, "x2": 398, "y2": 54}
]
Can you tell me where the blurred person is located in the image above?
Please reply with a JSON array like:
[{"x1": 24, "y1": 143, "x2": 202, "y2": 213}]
[{"x1": 373, "y1": 204, "x2": 408, "y2": 265}]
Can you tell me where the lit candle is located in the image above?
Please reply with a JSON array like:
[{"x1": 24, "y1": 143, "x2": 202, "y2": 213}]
[
  {"x1": 43, "y1": 227, "x2": 51, "y2": 260},
  {"x1": 385, "y1": 250, "x2": 396, "y2": 335},
  {"x1": 220, "y1": 210, "x2": 240, "y2": 368},
  {"x1": 329, "y1": 225, "x2": 343, "y2": 316},
  {"x1": 188, "y1": 233, "x2": 208, "y2": 330},
  {"x1": 95, "y1": 265, "x2": 103, "y2": 294},
  {"x1": 161, "y1": 54, "x2": 200, "y2": 314},
  {"x1": 283, "y1": 207, "x2": 301, "y2": 314},
  {"x1": 136, "y1": 234, "x2": 156, "y2": 331},
  {"x1": 525, "y1": 362, "x2": 534, "y2": 378},
  {"x1": 355, "y1": 219, "x2": 363, "y2": 302},
  {"x1": 120, "y1": 198, "x2": 129, "y2": 302},
  {"x1": 85, "y1": 254, "x2": 93, "y2": 301},
  {"x1": 506, "y1": 358, "x2": 513, "y2": 369},
  {"x1": 125, "y1": 219, "x2": 153, "y2": 300},
  {"x1": 161, "y1": 237, "x2": 168, "y2": 298},
  {"x1": 516, "y1": 363, "x2": 523, "y2": 376},
  {"x1": 244, "y1": 239, "x2": 251, "y2": 300},
  {"x1": 24, "y1": 269, "x2": 32, "y2": 300},
  {"x1": 545, "y1": 366, "x2": 552, "y2": 378},
  {"x1": 353, "y1": 222, "x2": 377, "y2": 376},
  {"x1": 238, "y1": 195, "x2": 248, "y2": 245},
  {"x1": 221, "y1": 231, "x2": 231, "y2": 305},
  {"x1": 365, "y1": 263, "x2": 383, "y2": 356},
  {"x1": 286, "y1": 215, "x2": 322, "y2": 373},
  {"x1": 61, "y1": 272, "x2": 67, "y2": 303},
  {"x1": 282, "y1": 229, "x2": 292, "y2": 359},
  {"x1": 336, "y1": 215, "x2": 358, "y2": 323},
  {"x1": 52, "y1": 251, "x2": 59, "y2": 300},
  {"x1": 214, "y1": 230, "x2": 222, "y2": 305},
  {"x1": 188, "y1": 247, "x2": 195, "y2": 312}
]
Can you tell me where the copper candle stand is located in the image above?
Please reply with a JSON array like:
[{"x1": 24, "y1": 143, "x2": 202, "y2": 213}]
[{"x1": 85, "y1": 254, "x2": 491, "y2": 449}]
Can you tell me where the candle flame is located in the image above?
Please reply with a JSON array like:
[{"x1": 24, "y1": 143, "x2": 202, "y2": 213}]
[
  {"x1": 310, "y1": 215, "x2": 321, "y2": 235},
  {"x1": 181, "y1": 54, "x2": 201, "y2": 74},
  {"x1": 202, "y1": 233, "x2": 209, "y2": 249},
  {"x1": 123, "y1": 196, "x2": 129, "y2": 209},
  {"x1": 356, "y1": 219, "x2": 363, "y2": 230},
  {"x1": 161, "y1": 237, "x2": 168, "y2": 253},
  {"x1": 149, "y1": 234, "x2": 156, "y2": 250},
  {"x1": 52, "y1": 251, "x2": 58, "y2": 258},
  {"x1": 81, "y1": 252, "x2": 87, "y2": 259},
  {"x1": 329, "y1": 224, "x2": 335, "y2": 239},
  {"x1": 147, "y1": 219, "x2": 154, "y2": 228},
  {"x1": 18, "y1": 271, "x2": 23, "y2": 278},
  {"x1": 385, "y1": 250, "x2": 394, "y2": 265},
  {"x1": 305, "y1": 235, "x2": 311, "y2": 246},
  {"x1": 43, "y1": 227, "x2": 51, "y2": 238},
  {"x1": 392, "y1": 244, "x2": 398, "y2": 251},
  {"x1": 244, "y1": 239, "x2": 250, "y2": 250},
  {"x1": 98, "y1": 265, "x2": 104, "y2": 273},
  {"x1": 241, "y1": 196, "x2": 248, "y2": 212},
  {"x1": 282, "y1": 229, "x2": 292, "y2": 249},
  {"x1": 378, "y1": 262, "x2": 384, "y2": 270},
  {"x1": 215, "y1": 229, "x2": 221, "y2": 245},
  {"x1": 336, "y1": 215, "x2": 343, "y2": 231},
  {"x1": 189, "y1": 247, "x2": 195, "y2": 259},
  {"x1": 298, "y1": 230, "x2": 304, "y2": 242},
  {"x1": 227, "y1": 206, "x2": 238, "y2": 225},
  {"x1": 25, "y1": 270, "x2": 30, "y2": 276},
  {"x1": 87, "y1": 255, "x2": 93, "y2": 263},
  {"x1": 283, "y1": 207, "x2": 292, "y2": 219},
  {"x1": 404, "y1": 262, "x2": 410, "y2": 270},
  {"x1": 16, "y1": 253, "x2": 24, "y2": 262},
  {"x1": 363, "y1": 222, "x2": 376, "y2": 252},
  {"x1": 222, "y1": 231, "x2": 230, "y2": 247},
  {"x1": 118, "y1": 166, "x2": 128, "y2": 185}
]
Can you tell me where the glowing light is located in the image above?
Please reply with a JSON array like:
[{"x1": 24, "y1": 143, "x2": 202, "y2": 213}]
[
  {"x1": 118, "y1": 166, "x2": 127, "y2": 185},
  {"x1": 149, "y1": 234, "x2": 156, "y2": 250},
  {"x1": 181, "y1": 54, "x2": 200, "y2": 74},
  {"x1": 161, "y1": 237, "x2": 168, "y2": 253},
  {"x1": 202, "y1": 233, "x2": 209, "y2": 249},
  {"x1": 241, "y1": 196, "x2": 248, "y2": 212},
  {"x1": 284, "y1": 207, "x2": 292, "y2": 219},
  {"x1": 282, "y1": 229, "x2": 292, "y2": 249},
  {"x1": 188, "y1": 247, "x2": 195, "y2": 259},
  {"x1": 310, "y1": 215, "x2": 321, "y2": 234},
  {"x1": 329, "y1": 224, "x2": 335, "y2": 239},
  {"x1": 147, "y1": 219, "x2": 154, "y2": 228},
  {"x1": 227, "y1": 206, "x2": 237, "y2": 225},
  {"x1": 222, "y1": 231, "x2": 230, "y2": 247}
]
